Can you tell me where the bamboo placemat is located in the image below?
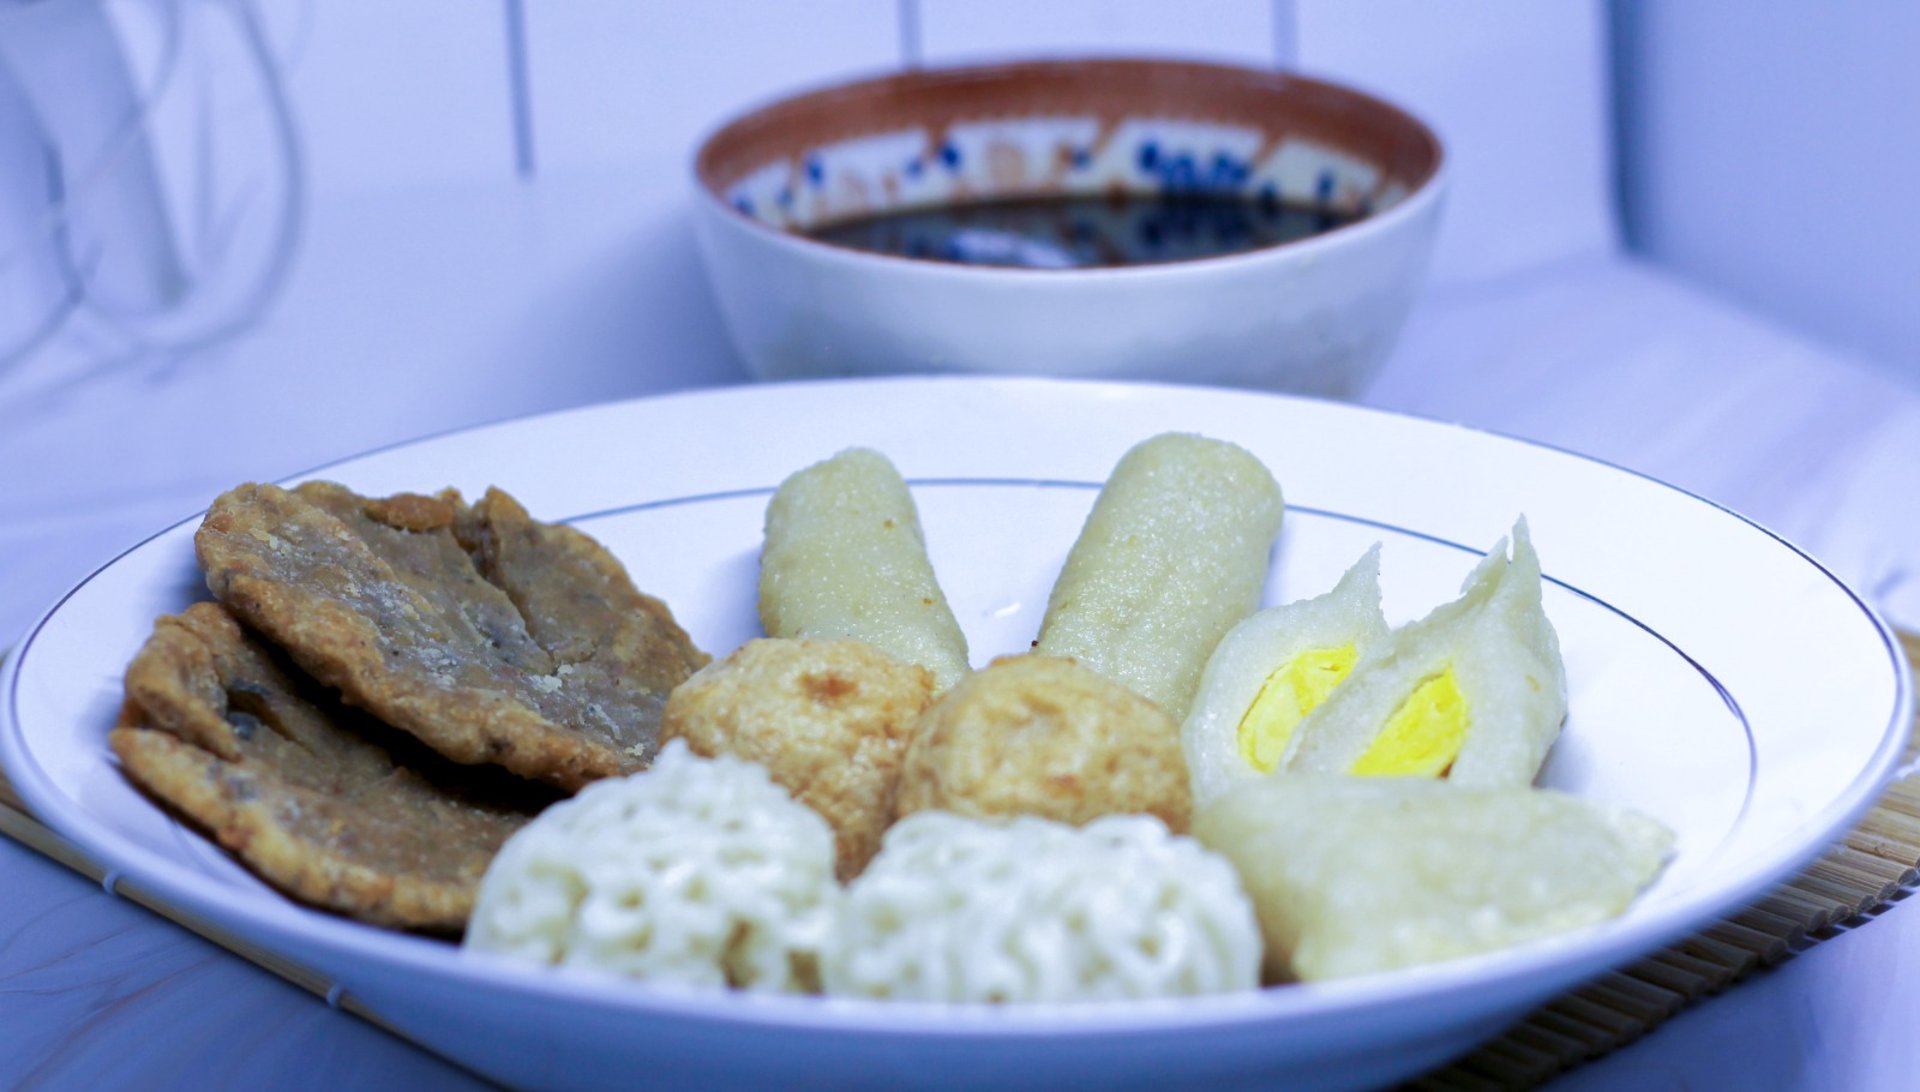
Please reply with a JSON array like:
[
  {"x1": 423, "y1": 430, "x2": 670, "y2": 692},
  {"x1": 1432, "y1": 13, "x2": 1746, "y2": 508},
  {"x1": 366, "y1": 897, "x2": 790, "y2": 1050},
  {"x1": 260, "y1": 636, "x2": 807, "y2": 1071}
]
[
  {"x1": 2, "y1": 631, "x2": 1916, "y2": 1089},
  {"x1": 1419, "y1": 628, "x2": 1920, "y2": 1089}
]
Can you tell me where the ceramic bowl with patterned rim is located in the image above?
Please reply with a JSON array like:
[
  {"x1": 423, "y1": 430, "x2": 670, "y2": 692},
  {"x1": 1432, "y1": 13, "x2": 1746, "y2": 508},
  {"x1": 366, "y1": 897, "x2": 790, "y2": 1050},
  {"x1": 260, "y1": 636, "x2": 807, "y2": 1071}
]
[{"x1": 694, "y1": 58, "x2": 1445, "y2": 396}]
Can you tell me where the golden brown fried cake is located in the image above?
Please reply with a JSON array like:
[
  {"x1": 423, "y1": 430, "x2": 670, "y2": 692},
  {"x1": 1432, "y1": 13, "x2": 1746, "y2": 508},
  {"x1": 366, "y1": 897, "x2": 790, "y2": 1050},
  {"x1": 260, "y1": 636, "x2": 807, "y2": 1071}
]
[
  {"x1": 661, "y1": 638, "x2": 935, "y2": 880},
  {"x1": 196, "y1": 482, "x2": 709, "y2": 790},
  {"x1": 896, "y1": 654, "x2": 1193, "y2": 833},
  {"x1": 110, "y1": 603, "x2": 556, "y2": 930}
]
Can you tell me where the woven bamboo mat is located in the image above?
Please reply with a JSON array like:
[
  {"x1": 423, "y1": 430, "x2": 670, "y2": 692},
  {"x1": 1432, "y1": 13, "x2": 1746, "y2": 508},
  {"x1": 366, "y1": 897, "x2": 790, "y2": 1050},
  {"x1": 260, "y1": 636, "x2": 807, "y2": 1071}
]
[
  {"x1": 1419, "y1": 628, "x2": 1920, "y2": 1089},
  {"x1": 2, "y1": 630, "x2": 1915, "y2": 1088}
]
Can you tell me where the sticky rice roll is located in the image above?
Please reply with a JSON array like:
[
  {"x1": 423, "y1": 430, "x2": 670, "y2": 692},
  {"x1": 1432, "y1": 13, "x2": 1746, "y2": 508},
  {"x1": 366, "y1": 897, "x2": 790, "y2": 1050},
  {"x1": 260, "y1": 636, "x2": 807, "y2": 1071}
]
[
  {"x1": 760, "y1": 448, "x2": 972, "y2": 692},
  {"x1": 1034, "y1": 433, "x2": 1284, "y2": 720},
  {"x1": 1181, "y1": 546, "x2": 1388, "y2": 808}
]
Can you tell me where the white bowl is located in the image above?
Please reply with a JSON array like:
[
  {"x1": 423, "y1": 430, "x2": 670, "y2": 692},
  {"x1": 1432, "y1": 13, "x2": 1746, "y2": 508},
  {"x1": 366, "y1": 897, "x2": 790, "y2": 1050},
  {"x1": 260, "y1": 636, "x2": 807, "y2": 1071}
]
[{"x1": 694, "y1": 59, "x2": 1445, "y2": 397}]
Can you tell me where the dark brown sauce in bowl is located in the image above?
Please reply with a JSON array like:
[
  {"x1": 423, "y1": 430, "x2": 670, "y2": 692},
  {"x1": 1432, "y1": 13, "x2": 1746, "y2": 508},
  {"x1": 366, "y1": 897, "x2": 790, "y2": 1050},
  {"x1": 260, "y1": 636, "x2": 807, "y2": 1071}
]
[{"x1": 806, "y1": 193, "x2": 1365, "y2": 269}]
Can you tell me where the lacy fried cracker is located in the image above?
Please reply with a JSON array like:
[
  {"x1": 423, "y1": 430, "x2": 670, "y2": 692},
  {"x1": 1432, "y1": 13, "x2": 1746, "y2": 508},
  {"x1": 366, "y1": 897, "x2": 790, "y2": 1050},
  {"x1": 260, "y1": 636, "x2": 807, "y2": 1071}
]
[
  {"x1": 196, "y1": 482, "x2": 709, "y2": 790},
  {"x1": 110, "y1": 603, "x2": 555, "y2": 930}
]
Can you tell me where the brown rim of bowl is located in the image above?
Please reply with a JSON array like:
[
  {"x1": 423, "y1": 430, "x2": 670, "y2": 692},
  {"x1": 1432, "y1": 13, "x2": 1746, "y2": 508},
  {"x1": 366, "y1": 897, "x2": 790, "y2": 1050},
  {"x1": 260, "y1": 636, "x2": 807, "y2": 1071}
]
[{"x1": 695, "y1": 57, "x2": 1443, "y2": 229}]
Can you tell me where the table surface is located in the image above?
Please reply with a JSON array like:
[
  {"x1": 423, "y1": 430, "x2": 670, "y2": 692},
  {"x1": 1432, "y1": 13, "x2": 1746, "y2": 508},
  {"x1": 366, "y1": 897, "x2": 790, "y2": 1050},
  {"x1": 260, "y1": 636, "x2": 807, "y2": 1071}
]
[{"x1": 3, "y1": 177, "x2": 1918, "y2": 1089}]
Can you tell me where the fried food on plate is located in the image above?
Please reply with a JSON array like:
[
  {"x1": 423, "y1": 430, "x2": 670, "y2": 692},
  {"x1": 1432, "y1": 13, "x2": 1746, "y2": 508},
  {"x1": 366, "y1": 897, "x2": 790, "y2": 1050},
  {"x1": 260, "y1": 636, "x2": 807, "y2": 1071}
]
[
  {"x1": 1182, "y1": 545, "x2": 1388, "y2": 807},
  {"x1": 896, "y1": 654, "x2": 1192, "y2": 832},
  {"x1": 1282, "y1": 519, "x2": 1567, "y2": 785},
  {"x1": 465, "y1": 741, "x2": 839, "y2": 993},
  {"x1": 110, "y1": 603, "x2": 553, "y2": 930},
  {"x1": 1194, "y1": 774, "x2": 1672, "y2": 981},
  {"x1": 661, "y1": 637, "x2": 934, "y2": 879},
  {"x1": 196, "y1": 482, "x2": 709, "y2": 790},
  {"x1": 760, "y1": 448, "x2": 971, "y2": 692},
  {"x1": 1034, "y1": 433, "x2": 1284, "y2": 720},
  {"x1": 825, "y1": 811, "x2": 1261, "y2": 1002}
]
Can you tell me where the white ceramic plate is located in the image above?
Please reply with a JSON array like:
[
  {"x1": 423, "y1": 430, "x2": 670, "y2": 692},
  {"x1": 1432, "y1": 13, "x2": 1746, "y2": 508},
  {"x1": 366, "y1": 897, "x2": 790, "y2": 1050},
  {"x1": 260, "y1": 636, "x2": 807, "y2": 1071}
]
[{"x1": 2, "y1": 378, "x2": 1909, "y2": 1091}]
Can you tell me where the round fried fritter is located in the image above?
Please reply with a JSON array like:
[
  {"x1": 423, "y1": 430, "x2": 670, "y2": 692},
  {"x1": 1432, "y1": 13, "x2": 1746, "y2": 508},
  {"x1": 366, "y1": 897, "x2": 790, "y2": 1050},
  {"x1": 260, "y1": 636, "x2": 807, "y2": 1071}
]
[
  {"x1": 660, "y1": 638, "x2": 935, "y2": 879},
  {"x1": 896, "y1": 655, "x2": 1193, "y2": 832}
]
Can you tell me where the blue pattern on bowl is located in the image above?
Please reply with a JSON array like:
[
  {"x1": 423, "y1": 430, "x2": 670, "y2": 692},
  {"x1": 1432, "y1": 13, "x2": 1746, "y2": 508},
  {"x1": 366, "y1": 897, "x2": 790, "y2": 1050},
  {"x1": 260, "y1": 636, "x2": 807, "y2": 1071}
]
[{"x1": 723, "y1": 115, "x2": 1401, "y2": 235}]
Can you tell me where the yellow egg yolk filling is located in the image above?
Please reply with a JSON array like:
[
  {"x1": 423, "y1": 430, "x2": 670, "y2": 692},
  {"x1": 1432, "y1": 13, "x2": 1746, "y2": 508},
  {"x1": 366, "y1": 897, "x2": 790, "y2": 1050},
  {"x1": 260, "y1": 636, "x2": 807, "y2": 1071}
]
[
  {"x1": 1349, "y1": 666, "x2": 1469, "y2": 777},
  {"x1": 1236, "y1": 644, "x2": 1358, "y2": 773}
]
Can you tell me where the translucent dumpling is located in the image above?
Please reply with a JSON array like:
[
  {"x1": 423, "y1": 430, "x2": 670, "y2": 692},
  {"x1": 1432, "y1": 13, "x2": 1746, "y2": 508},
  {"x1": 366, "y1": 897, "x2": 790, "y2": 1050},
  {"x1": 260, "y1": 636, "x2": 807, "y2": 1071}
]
[
  {"x1": 1194, "y1": 774, "x2": 1673, "y2": 981},
  {"x1": 1281, "y1": 518, "x2": 1567, "y2": 787},
  {"x1": 1180, "y1": 547, "x2": 1388, "y2": 807}
]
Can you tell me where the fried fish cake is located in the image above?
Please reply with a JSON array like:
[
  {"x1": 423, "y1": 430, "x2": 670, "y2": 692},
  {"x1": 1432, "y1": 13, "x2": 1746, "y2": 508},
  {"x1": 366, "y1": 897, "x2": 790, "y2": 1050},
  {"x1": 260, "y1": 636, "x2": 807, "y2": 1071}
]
[
  {"x1": 662, "y1": 637, "x2": 935, "y2": 880},
  {"x1": 110, "y1": 603, "x2": 556, "y2": 930},
  {"x1": 196, "y1": 482, "x2": 709, "y2": 790},
  {"x1": 896, "y1": 654, "x2": 1193, "y2": 834}
]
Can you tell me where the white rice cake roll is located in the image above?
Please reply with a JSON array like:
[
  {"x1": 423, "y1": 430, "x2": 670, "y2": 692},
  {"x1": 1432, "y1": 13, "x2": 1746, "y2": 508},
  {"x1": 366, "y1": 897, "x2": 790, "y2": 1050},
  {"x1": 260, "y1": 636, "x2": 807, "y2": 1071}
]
[
  {"x1": 760, "y1": 448, "x2": 971, "y2": 692},
  {"x1": 1194, "y1": 774, "x2": 1673, "y2": 981},
  {"x1": 1034, "y1": 433, "x2": 1284, "y2": 720},
  {"x1": 1280, "y1": 518, "x2": 1568, "y2": 786},
  {"x1": 1181, "y1": 546, "x2": 1389, "y2": 808}
]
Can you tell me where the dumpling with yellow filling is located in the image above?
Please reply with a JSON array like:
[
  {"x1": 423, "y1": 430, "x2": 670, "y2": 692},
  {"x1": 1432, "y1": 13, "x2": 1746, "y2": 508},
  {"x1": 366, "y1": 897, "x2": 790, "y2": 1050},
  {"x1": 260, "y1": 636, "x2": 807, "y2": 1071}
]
[
  {"x1": 1281, "y1": 518, "x2": 1566, "y2": 786},
  {"x1": 1180, "y1": 546, "x2": 1388, "y2": 807}
]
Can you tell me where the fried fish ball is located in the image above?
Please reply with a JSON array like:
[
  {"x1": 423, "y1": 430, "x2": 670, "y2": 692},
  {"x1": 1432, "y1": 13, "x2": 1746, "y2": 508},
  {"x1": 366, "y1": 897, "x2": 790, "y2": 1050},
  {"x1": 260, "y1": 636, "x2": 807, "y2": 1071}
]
[
  {"x1": 760, "y1": 448, "x2": 971, "y2": 692},
  {"x1": 1034, "y1": 433, "x2": 1284, "y2": 720},
  {"x1": 1282, "y1": 518, "x2": 1567, "y2": 786},
  {"x1": 896, "y1": 655, "x2": 1192, "y2": 832},
  {"x1": 1194, "y1": 774, "x2": 1672, "y2": 981},
  {"x1": 660, "y1": 637, "x2": 934, "y2": 879}
]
